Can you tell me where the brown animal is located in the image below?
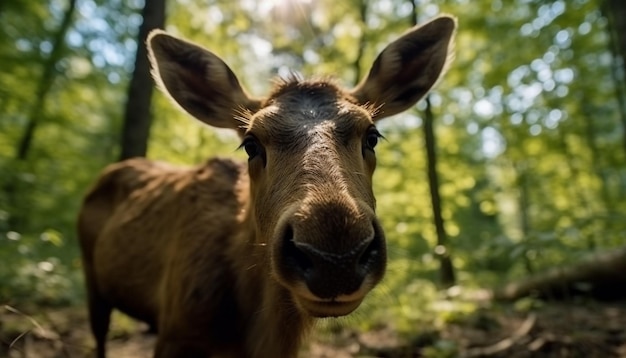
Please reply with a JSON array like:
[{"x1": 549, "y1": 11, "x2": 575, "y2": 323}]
[{"x1": 78, "y1": 15, "x2": 456, "y2": 358}]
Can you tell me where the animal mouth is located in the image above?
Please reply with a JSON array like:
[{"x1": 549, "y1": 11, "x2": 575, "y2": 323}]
[
  {"x1": 284, "y1": 273, "x2": 376, "y2": 318},
  {"x1": 299, "y1": 297, "x2": 364, "y2": 317}
]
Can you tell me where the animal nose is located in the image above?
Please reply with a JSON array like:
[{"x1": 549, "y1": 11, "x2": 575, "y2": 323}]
[{"x1": 279, "y1": 220, "x2": 385, "y2": 299}]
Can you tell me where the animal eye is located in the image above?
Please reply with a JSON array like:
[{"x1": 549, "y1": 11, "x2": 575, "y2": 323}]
[
  {"x1": 365, "y1": 129, "x2": 382, "y2": 150},
  {"x1": 240, "y1": 137, "x2": 262, "y2": 160},
  {"x1": 366, "y1": 134, "x2": 378, "y2": 149},
  {"x1": 244, "y1": 141, "x2": 258, "y2": 157}
]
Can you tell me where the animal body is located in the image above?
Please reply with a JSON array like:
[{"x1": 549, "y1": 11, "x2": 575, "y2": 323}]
[{"x1": 78, "y1": 15, "x2": 456, "y2": 358}]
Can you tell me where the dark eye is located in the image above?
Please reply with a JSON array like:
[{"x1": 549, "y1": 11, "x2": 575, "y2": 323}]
[
  {"x1": 365, "y1": 128, "x2": 382, "y2": 151},
  {"x1": 244, "y1": 141, "x2": 259, "y2": 157},
  {"x1": 240, "y1": 136, "x2": 263, "y2": 160}
]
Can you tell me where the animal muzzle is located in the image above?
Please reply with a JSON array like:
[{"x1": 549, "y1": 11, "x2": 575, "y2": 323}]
[{"x1": 272, "y1": 202, "x2": 387, "y2": 317}]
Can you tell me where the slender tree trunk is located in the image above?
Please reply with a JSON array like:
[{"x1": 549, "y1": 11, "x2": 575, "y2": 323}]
[
  {"x1": 604, "y1": 0, "x2": 626, "y2": 157},
  {"x1": 118, "y1": 0, "x2": 166, "y2": 160},
  {"x1": 605, "y1": 0, "x2": 626, "y2": 73},
  {"x1": 580, "y1": 106, "x2": 616, "y2": 232},
  {"x1": 409, "y1": 0, "x2": 456, "y2": 287},
  {"x1": 5, "y1": 0, "x2": 76, "y2": 231},
  {"x1": 15, "y1": 0, "x2": 77, "y2": 160},
  {"x1": 423, "y1": 97, "x2": 456, "y2": 287},
  {"x1": 516, "y1": 162, "x2": 534, "y2": 275},
  {"x1": 352, "y1": 0, "x2": 368, "y2": 85}
]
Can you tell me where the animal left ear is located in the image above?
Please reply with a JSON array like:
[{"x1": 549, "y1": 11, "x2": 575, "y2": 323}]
[
  {"x1": 147, "y1": 30, "x2": 262, "y2": 134},
  {"x1": 350, "y1": 15, "x2": 457, "y2": 121}
]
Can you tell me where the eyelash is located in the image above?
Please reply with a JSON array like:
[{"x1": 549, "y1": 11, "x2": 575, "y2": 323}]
[{"x1": 364, "y1": 128, "x2": 383, "y2": 151}]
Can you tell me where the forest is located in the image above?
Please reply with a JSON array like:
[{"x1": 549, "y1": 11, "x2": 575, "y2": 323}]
[{"x1": 1, "y1": 0, "x2": 625, "y2": 356}]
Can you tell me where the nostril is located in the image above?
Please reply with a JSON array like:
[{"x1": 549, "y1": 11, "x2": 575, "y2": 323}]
[
  {"x1": 358, "y1": 234, "x2": 381, "y2": 267},
  {"x1": 358, "y1": 223, "x2": 383, "y2": 268},
  {"x1": 282, "y1": 224, "x2": 314, "y2": 276}
]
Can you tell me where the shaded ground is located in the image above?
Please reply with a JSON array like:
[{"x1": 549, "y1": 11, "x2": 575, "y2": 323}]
[{"x1": 1, "y1": 300, "x2": 625, "y2": 357}]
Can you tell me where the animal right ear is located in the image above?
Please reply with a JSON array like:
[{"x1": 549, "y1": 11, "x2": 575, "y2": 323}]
[
  {"x1": 350, "y1": 15, "x2": 456, "y2": 121},
  {"x1": 147, "y1": 30, "x2": 262, "y2": 132}
]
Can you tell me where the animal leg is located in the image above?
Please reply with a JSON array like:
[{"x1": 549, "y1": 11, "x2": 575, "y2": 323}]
[{"x1": 85, "y1": 279, "x2": 112, "y2": 358}]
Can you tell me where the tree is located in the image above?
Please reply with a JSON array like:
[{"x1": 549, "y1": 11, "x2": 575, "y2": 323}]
[
  {"x1": 410, "y1": 0, "x2": 456, "y2": 287},
  {"x1": 3, "y1": 0, "x2": 77, "y2": 230},
  {"x1": 15, "y1": 0, "x2": 77, "y2": 161},
  {"x1": 603, "y1": 0, "x2": 626, "y2": 156},
  {"x1": 118, "y1": 0, "x2": 166, "y2": 160},
  {"x1": 422, "y1": 97, "x2": 456, "y2": 287}
]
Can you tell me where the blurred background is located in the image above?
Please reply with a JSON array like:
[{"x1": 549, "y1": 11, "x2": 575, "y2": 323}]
[{"x1": 1, "y1": 0, "x2": 625, "y2": 356}]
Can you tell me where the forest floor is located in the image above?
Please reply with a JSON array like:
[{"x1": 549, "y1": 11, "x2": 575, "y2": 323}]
[{"x1": 1, "y1": 299, "x2": 625, "y2": 358}]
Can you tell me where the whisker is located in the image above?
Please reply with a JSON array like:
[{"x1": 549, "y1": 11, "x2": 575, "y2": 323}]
[
  {"x1": 234, "y1": 106, "x2": 253, "y2": 129},
  {"x1": 246, "y1": 264, "x2": 258, "y2": 271},
  {"x1": 234, "y1": 116, "x2": 250, "y2": 125}
]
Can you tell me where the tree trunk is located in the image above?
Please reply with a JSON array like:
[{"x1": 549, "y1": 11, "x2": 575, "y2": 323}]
[
  {"x1": 493, "y1": 247, "x2": 626, "y2": 301},
  {"x1": 15, "y1": 0, "x2": 77, "y2": 161},
  {"x1": 423, "y1": 97, "x2": 456, "y2": 287},
  {"x1": 4, "y1": 0, "x2": 76, "y2": 231},
  {"x1": 603, "y1": 0, "x2": 626, "y2": 156},
  {"x1": 118, "y1": 0, "x2": 166, "y2": 160},
  {"x1": 408, "y1": 0, "x2": 455, "y2": 288},
  {"x1": 352, "y1": 0, "x2": 368, "y2": 85},
  {"x1": 515, "y1": 162, "x2": 535, "y2": 275}
]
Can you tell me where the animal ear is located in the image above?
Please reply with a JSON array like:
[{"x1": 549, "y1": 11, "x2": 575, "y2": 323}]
[
  {"x1": 147, "y1": 30, "x2": 262, "y2": 132},
  {"x1": 350, "y1": 15, "x2": 456, "y2": 121}
]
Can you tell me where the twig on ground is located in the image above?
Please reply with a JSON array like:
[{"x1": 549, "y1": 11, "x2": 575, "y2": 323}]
[
  {"x1": 462, "y1": 313, "x2": 537, "y2": 357},
  {"x1": 4, "y1": 305, "x2": 61, "y2": 352}
]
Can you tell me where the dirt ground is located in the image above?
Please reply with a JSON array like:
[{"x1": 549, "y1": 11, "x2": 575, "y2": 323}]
[{"x1": 1, "y1": 299, "x2": 625, "y2": 357}]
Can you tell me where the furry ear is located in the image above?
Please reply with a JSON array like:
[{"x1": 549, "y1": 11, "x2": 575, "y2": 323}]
[
  {"x1": 147, "y1": 30, "x2": 261, "y2": 133},
  {"x1": 351, "y1": 15, "x2": 457, "y2": 121}
]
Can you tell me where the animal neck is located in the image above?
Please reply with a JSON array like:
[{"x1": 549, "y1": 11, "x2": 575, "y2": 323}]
[
  {"x1": 232, "y1": 203, "x2": 314, "y2": 357},
  {"x1": 245, "y1": 279, "x2": 313, "y2": 357}
]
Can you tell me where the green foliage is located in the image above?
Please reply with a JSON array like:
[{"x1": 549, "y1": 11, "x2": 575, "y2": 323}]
[
  {"x1": 0, "y1": 0, "x2": 625, "y2": 339},
  {"x1": 0, "y1": 230, "x2": 83, "y2": 306}
]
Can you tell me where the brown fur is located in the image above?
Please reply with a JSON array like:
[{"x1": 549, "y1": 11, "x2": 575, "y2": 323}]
[{"x1": 78, "y1": 15, "x2": 456, "y2": 358}]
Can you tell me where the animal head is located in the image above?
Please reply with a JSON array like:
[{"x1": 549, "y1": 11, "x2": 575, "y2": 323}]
[{"x1": 147, "y1": 16, "x2": 456, "y2": 317}]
